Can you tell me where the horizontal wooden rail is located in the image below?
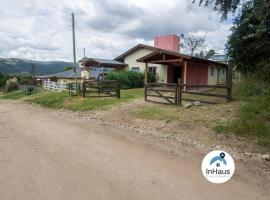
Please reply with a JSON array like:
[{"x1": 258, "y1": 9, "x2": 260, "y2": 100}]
[
  {"x1": 146, "y1": 88, "x2": 176, "y2": 92},
  {"x1": 146, "y1": 94, "x2": 177, "y2": 100},
  {"x1": 180, "y1": 98, "x2": 220, "y2": 104},
  {"x1": 181, "y1": 91, "x2": 227, "y2": 98},
  {"x1": 180, "y1": 84, "x2": 228, "y2": 89},
  {"x1": 82, "y1": 79, "x2": 120, "y2": 99},
  {"x1": 147, "y1": 83, "x2": 178, "y2": 87}
]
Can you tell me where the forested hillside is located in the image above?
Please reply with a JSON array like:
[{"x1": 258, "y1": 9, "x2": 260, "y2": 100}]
[{"x1": 0, "y1": 58, "x2": 73, "y2": 75}]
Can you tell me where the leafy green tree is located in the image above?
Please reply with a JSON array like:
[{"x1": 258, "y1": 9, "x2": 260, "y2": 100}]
[
  {"x1": 193, "y1": 0, "x2": 241, "y2": 20},
  {"x1": 195, "y1": 49, "x2": 216, "y2": 59},
  {"x1": 227, "y1": 0, "x2": 270, "y2": 76},
  {"x1": 0, "y1": 72, "x2": 10, "y2": 87},
  {"x1": 205, "y1": 49, "x2": 216, "y2": 59},
  {"x1": 64, "y1": 66, "x2": 74, "y2": 71}
]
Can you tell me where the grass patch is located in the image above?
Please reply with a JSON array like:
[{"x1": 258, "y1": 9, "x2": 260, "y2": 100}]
[
  {"x1": 0, "y1": 90, "x2": 40, "y2": 100},
  {"x1": 134, "y1": 106, "x2": 181, "y2": 121},
  {"x1": 215, "y1": 77, "x2": 270, "y2": 149},
  {"x1": 27, "y1": 88, "x2": 144, "y2": 111}
]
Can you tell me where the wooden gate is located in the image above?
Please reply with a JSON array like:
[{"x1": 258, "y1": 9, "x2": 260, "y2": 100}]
[
  {"x1": 144, "y1": 83, "x2": 178, "y2": 105},
  {"x1": 82, "y1": 80, "x2": 120, "y2": 99}
]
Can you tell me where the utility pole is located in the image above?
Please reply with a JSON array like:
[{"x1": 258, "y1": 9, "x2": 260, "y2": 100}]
[
  {"x1": 72, "y1": 12, "x2": 77, "y2": 94},
  {"x1": 32, "y1": 64, "x2": 35, "y2": 86},
  {"x1": 32, "y1": 64, "x2": 35, "y2": 77},
  {"x1": 83, "y1": 48, "x2": 86, "y2": 58}
]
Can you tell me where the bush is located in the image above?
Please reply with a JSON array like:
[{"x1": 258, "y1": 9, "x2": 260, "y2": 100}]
[
  {"x1": 233, "y1": 75, "x2": 270, "y2": 100},
  {"x1": 6, "y1": 77, "x2": 18, "y2": 92},
  {"x1": 255, "y1": 59, "x2": 270, "y2": 83},
  {"x1": 105, "y1": 70, "x2": 158, "y2": 89},
  {"x1": 147, "y1": 72, "x2": 158, "y2": 83},
  {"x1": 105, "y1": 71, "x2": 144, "y2": 89},
  {"x1": 216, "y1": 76, "x2": 270, "y2": 148},
  {"x1": 16, "y1": 75, "x2": 32, "y2": 85},
  {"x1": 0, "y1": 72, "x2": 10, "y2": 88}
]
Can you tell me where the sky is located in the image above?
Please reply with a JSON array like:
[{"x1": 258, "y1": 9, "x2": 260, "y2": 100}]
[{"x1": 0, "y1": 0, "x2": 233, "y2": 61}]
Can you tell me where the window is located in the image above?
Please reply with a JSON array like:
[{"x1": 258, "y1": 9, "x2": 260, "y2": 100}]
[
  {"x1": 223, "y1": 69, "x2": 225, "y2": 75},
  {"x1": 131, "y1": 67, "x2": 140, "y2": 72},
  {"x1": 210, "y1": 67, "x2": 214, "y2": 76},
  {"x1": 148, "y1": 66, "x2": 157, "y2": 75}
]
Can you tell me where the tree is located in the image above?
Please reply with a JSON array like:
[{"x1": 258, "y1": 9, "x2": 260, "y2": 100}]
[
  {"x1": 227, "y1": 0, "x2": 270, "y2": 76},
  {"x1": 192, "y1": 0, "x2": 241, "y2": 20},
  {"x1": 183, "y1": 34, "x2": 206, "y2": 56},
  {"x1": 195, "y1": 0, "x2": 270, "y2": 80},
  {"x1": 205, "y1": 49, "x2": 216, "y2": 59},
  {"x1": 195, "y1": 49, "x2": 216, "y2": 59},
  {"x1": 64, "y1": 66, "x2": 74, "y2": 71}
]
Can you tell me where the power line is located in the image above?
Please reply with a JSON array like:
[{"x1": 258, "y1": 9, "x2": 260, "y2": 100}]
[{"x1": 41, "y1": 0, "x2": 70, "y2": 16}]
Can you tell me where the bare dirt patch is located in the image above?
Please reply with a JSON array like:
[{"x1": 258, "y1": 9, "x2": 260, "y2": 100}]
[{"x1": 1, "y1": 100, "x2": 270, "y2": 199}]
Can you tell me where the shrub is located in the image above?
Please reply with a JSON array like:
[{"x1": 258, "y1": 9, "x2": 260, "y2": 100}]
[
  {"x1": 105, "y1": 71, "x2": 144, "y2": 89},
  {"x1": 6, "y1": 77, "x2": 18, "y2": 92},
  {"x1": 216, "y1": 76, "x2": 270, "y2": 148},
  {"x1": 255, "y1": 59, "x2": 270, "y2": 83},
  {"x1": 146, "y1": 72, "x2": 158, "y2": 83},
  {"x1": 0, "y1": 72, "x2": 10, "y2": 88},
  {"x1": 233, "y1": 75, "x2": 270, "y2": 100},
  {"x1": 16, "y1": 75, "x2": 32, "y2": 85},
  {"x1": 105, "y1": 70, "x2": 158, "y2": 89}
]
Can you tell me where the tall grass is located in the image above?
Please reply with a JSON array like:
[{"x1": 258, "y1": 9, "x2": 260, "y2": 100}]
[{"x1": 215, "y1": 76, "x2": 270, "y2": 148}]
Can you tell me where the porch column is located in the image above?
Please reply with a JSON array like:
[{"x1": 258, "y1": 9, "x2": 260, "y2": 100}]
[
  {"x1": 183, "y1": 60, "x2": 188, "y2": 90},
  {"x1": 145, "y1": 62, "x2": 148, "y2": 84}
]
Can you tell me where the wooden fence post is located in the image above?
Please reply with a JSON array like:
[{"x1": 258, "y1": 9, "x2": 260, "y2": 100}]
[
  {"x1": 227, "y1": 60, "x2": 233, "y2": 101},
  {"x1": 174, "y1": 84, "x2": 178, "y2": 105},
  {"x1": 178, "y1": 78, "x2": 182, "y2": 105},
  {"x1": 82, "y1": 82, "x2": 86, "y2": 98},
  {"x1": 116, "y1": 80, "x2": 120, "y2": 99},
  {"x1": 97, "y1": 80, "x2": 100, "y2": 96},
  {"x1": 144, "y1": 84, "x2": 147, "y2": 101}
]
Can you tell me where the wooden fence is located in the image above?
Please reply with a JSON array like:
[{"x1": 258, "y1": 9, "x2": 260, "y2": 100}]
[
  {"x1": 144, "y1": 78, "x2": 232, "y2": 105},
  {"x1": 145, "y1": 61, "x2": 232, "y2": 105},
  {"x1": 144, "y1": 83, "x2": 178, "y2": 105},
  {"x1": 82, "y1": 80, "x2": 120, "y2": 99}
]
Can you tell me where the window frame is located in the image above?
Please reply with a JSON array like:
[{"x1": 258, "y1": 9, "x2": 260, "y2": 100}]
[
  {"x1": 131, "y1": 67, "x2": 140, "y2": 72},
  {"x1": 148, "y1": 66, "x2": 157, "y2": 75}
]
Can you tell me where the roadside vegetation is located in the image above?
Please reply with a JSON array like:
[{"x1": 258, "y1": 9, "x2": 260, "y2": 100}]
[
  {"x1": 215, "y1": 77, "x2": 270, "y2": 149},
  {"x1": 0, "y1": 88, "x2": 144, "y2": 111},
  {"x1": 134, "y1": 106, "x2": 182, "y2": 121},
  {"x1": 105, "y1": 71, "x2": 156, "y2": 89}
]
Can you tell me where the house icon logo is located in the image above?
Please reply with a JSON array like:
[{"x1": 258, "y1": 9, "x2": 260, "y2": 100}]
[{"x1": 201, "y1": 150, "x2": 235, "y2": 184}]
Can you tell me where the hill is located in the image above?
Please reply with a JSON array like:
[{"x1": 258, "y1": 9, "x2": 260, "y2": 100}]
[{"x1": 0, "y1": 58, "x2": 73, "y2": 75}]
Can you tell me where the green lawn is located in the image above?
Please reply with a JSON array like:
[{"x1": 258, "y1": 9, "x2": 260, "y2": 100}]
[
  {"x1": 134, "y1": 106, "x2": 181, "y2": 121},
  {"x1": 0, "y1": 88, "x2": 144, "y2": 111}
]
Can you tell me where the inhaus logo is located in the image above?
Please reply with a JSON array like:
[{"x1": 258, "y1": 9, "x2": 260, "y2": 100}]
[{"x1": 201, "y1": 150, "x2": 235, "y2": 184}]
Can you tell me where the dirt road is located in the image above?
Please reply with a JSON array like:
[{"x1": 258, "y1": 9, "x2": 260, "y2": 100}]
[{"x1": 0, "y1": 100, "x2": 269, "y2": 200}]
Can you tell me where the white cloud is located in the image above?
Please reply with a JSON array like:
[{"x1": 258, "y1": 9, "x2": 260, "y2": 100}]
[{"x1": 0, "y1": 0, "x2": 232, "y2": 61}]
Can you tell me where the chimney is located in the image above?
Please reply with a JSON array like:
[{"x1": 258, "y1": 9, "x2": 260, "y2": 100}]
[{"x1": 154, "y1": 34, "x2": 180, "y2": 53}]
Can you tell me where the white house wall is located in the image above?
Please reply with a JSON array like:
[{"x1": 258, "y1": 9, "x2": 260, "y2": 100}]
[
  {"x1": 208, "y1": 65, "x2": 227, "y2": 85},
  {"x1": 124, "y1": 48, "x2": 167, "y2": 83}
]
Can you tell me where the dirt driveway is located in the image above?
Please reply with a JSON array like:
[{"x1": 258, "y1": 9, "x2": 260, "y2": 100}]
[{"x1": 0, "y1": 100, "x2": 269, "y2": 200}]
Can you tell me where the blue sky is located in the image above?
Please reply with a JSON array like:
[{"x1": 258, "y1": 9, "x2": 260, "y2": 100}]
[{"x1": 0, "y1": 0, "x2": 233, "y2": 61}]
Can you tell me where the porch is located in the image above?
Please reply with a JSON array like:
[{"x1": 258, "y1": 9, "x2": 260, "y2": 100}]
[{"x1": 137, "y1": 49, "x2": 232, "y2": 105}]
